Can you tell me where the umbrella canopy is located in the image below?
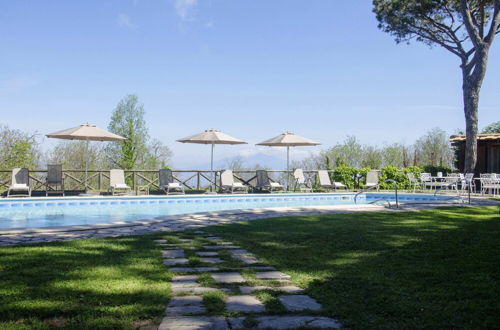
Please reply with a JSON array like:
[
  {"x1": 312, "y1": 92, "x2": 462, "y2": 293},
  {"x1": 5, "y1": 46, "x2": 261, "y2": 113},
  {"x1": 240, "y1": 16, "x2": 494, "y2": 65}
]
[
  {"x1": 177, "y1": 129, "x2": 246, "y2": 145},
  {"x1": 257, "y1": 132, "x2": 320, "y2": 189},
  {"x1": 46, "y1": 123, "x2": 126, "y2": 142},
  {"x1": 177, "y1": 129, "x2": 246, "y2": 192},
  {"x1": 256, "y1": 132, "x2": 320, "y2": 147},
  {"x1": 47, "y1": 123, "x2": 126, "y2": 192}
]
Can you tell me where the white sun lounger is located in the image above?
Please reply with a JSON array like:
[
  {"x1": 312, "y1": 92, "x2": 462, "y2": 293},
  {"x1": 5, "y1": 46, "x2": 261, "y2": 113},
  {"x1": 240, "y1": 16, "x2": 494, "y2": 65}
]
[
  {"x1": 221, "y1": 170, "x2": 248, "y2": 194},
  {"x1": 317, "y1": 170, "x2": 346, "y2": 190},
  {"x1": 109, "y1": 169, "x2": 131, "y2": 195},
  {"x1": 7, "y1": 168, "x2": 31, "y2": 197}
]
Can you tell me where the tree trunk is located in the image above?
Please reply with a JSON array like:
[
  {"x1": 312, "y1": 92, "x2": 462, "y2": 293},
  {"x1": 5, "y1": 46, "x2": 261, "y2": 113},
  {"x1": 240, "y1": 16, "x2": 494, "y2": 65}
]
[
  {"x1": 461, "y1": 46, "x2": 489, "y2": 174},
  {"x1": 462, "y1": 85, "x2": 480, "y2": 173}
]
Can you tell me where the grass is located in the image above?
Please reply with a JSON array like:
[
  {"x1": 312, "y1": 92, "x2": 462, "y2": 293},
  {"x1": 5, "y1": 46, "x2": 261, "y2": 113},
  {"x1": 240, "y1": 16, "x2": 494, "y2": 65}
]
[
  {"x1": 205, "y1": 206, "x2": 500, "y2": 329},
  {"x1": 1, "y1": 206, "x2": 499, "y2": 329},
  {"x1": 0, "y1": 235, "x2": 170, "y2": 330}
]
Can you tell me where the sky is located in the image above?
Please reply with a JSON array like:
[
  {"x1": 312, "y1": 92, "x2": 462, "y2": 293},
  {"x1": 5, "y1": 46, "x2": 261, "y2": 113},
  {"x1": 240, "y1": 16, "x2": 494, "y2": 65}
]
[{"x1": 0, "y1": 0, "x2": 499, "y2": 169}]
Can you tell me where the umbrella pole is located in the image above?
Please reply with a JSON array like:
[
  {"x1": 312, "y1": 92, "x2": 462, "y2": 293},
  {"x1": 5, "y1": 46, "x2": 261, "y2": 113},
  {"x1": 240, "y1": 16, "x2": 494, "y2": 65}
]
[
  {"x1": 85, "y1": 139, "x2": 89, "y2": 192},
  {"x1": 211, "y1": 143, "x2": 214, "y2": 192},
  {"x1": 287, "y1": 146, "x2": 290, "y2": 190}
]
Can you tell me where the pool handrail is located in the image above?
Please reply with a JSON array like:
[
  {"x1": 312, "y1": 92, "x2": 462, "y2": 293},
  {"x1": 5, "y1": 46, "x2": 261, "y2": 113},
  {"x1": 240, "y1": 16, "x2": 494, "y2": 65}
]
[{"x1": 354, "y1": 179, "x2": 399, "y2": 208}]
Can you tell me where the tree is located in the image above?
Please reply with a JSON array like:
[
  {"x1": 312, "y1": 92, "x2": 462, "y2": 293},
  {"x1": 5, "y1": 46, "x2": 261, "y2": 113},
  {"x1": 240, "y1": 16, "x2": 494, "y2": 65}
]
[
  {"x1": 323, "y1": 136, "x2": 364, "y2": 167},
  {"x1": 481, "y1": 120, "x2": 500, "y2": 133},
  {"x1": 0, "y1": 124, "x2": 41, "y2": 169},
  {"x1": 414, "y1": 127, "x2": 454, "y2": 166},
  {"x1": 107, "y1": 94, "x2": 150, "y2": 169},
  {"x1": 142, "y1": 139, "x2": 173, "y2": 169},
  {"x1": 374, "y1": 0, "x2": 500, "y2": 172}
]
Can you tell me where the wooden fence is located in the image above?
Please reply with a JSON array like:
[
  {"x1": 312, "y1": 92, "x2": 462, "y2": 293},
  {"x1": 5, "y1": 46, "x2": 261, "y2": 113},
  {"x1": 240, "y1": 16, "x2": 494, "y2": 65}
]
[{"x1": 0, "y1": 169, "x2": 324, "y2": 193}]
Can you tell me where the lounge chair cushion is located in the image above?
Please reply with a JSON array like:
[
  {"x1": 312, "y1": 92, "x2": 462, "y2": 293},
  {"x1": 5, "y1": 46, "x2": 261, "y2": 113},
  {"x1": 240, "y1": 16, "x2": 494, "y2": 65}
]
[
  {"x1": 113, "y1": 183, "x2": 130, "y2": 189},
  {"x1": 270, "y1": 182, "x2": 282, "y2": 187},
  {"x1": 11, "y1": 184, "x2": 29, "y2": 189},
  {"x1": 168, "y1": 183, "x2": 181, "y2": 188},
  {"x1": 232, "y1": 182, "x2": 245, "y2": 188}
]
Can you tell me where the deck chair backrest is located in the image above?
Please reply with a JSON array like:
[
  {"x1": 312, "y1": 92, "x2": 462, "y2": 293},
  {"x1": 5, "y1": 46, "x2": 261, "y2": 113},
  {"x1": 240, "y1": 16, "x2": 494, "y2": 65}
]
[
  {"x1": 47, "y1": 164, "x2": 63, "y2": 184},
  {"x1": 293, "y1": 169, "x2": 305, "y2": 184},
  {"x1": 421, "y1": 173, "x2": 431, "y2": 181},
  {"x1": 221, "y1": 170, "x2": 235, "y2": 186},
  {"x1": 366, "y1": 171, "x2": 379, "y2": 185},
  {"x1": 464, "y1": 173, "x2": 474, "y2": 182},
  {"x1": 317, "y1": 170, "x2": 332, "y2": 186},
  {"x1": 110, "y1": 169, "x2": 125, "y2": 186},
  {"x1": 159, "y1": 169, "x2": 174, "y2": 186},
  {"x1": 407, "y1": 172, "x2": 416, "y2": 182},
  {"x1": 256, "y1": 170, "x2": 270, "y2": 187},
  {"x1": 11, "y1": 168, "x2": 29, "y2": 186}
]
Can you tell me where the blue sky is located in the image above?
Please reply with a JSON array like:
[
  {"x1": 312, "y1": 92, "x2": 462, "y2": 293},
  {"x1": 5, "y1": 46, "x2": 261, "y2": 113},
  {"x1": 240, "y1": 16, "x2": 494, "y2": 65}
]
[{"x1": 0, "y1": 0, "x2": 498, "y2": 168}]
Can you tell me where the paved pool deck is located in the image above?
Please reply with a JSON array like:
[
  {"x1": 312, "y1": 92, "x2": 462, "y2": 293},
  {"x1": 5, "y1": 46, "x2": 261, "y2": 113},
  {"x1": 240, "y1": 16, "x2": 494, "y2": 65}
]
[{"x1": 0, "y1": 198, "x2": 497, "y2": 246}]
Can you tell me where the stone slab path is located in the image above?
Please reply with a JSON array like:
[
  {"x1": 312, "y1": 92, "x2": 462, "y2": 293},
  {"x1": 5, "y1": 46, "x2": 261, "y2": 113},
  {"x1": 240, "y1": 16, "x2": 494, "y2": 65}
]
[{"x1": 156, "y1": 231, "x2": 342, "y2": 329}]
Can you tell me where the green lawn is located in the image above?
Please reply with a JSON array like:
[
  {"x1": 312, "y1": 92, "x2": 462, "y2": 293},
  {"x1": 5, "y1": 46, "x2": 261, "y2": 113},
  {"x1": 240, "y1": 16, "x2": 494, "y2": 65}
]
[
  {"x1": 0, "y1": 206, "x2": 499, "y2": 329},
  {"x1": 206, "y1": 206, "x2": 500, "y2": 329},
  {"x1": 0, "y1": 236, "x2": 170, "y2": 330}
]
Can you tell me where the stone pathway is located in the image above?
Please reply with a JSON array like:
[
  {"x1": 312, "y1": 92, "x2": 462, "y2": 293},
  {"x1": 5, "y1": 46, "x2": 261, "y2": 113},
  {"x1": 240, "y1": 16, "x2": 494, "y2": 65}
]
[{"x1": 156, "y1": 231, "x2": 342, "y2": 330}]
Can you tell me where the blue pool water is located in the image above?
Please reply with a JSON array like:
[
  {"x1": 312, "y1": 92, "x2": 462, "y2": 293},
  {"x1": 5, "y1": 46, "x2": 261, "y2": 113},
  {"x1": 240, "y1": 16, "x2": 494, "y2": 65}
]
[{"x1": 0, "y1": 193, "x2": 454, "y2": 230}]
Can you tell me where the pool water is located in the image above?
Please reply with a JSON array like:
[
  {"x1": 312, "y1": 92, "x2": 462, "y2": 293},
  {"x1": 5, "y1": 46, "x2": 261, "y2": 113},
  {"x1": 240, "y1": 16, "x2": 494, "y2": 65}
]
[{"x1": 0, "y1": 193, "x2": 454, "y2": 230}]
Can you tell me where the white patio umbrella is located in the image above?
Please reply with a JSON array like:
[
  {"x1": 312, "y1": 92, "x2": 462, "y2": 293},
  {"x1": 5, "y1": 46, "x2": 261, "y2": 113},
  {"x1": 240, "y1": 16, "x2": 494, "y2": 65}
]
[
  {"x1": 256, "y1": 132, "x2": 320, "y2": 188},
  {"x1": 46, "y1": 123, "x2": 126, "y2": 191},
  {"x1": 177, "y1": 129, "x2": 247, "y2": 191}
]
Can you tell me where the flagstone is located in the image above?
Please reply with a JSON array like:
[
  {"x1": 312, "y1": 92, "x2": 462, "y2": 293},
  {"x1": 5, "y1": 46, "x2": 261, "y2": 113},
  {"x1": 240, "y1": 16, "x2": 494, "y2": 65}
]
[
  {"x1": 278, "y1": 295, "x2": 322, "y2": 311},
  {"x1": 162, "y1": 250, "x2": 185, "y2": 258},
  {"x1": 255, "y1": 271, "x2": 291, "y2": 280},
  {"x1": 226, "y1": 295, "x2": 265, "y2": 313},
  {"x1": 211, "y1": 272, "x2": 246, "y2": 283}
]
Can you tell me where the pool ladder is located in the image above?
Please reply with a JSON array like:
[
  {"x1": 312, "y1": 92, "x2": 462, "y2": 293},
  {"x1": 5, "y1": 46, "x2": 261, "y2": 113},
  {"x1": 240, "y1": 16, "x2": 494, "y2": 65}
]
[{"x1": 354, "y1": 179, "x2": 399, "y2": 209}]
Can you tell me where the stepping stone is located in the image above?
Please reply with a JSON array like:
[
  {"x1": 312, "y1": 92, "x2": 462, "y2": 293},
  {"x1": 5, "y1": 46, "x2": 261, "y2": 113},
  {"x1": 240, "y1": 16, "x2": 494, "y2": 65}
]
[
  {"x1": 255, "y1": 271, "x2": 291, "y2": 281},
  {"x1": 211, "y1": 272, "x2": 246, "y2": 283},
  {"x1": 216, "y1": 241, "x2": 234, "y2": 246},
  {"x1": 172, "y1": 287, "x2": 223, "y2": 295},
  {"x1": 154, "y1": 239, "x2": 167, "y2": 243},
  {"x1": 158, "y1": 316, "x2": 228, "y2": 330},
  {"x1": 229, "y1": 249, "x2": 250, "y2": 255},
  {"x1": 179, "y1": 239, "x2": 192, "y2": 242},
  {"x1": 206, "y1": 236, "x2": 223, "y2": 241},
  {"x1": 226, "y1": 295, "x2": 265, "y2": 313},
  {"x1": 162, "y1": 250, "x2": 185, "y2": 258},
  {"x1": 246, "y1": 266, "x2": 276, "y2": 271},
  {"x1": 195, "y1": 251, "x2": 219, "y2": 257},
  {"x1": 171, "y1": 275, "x2": 199, "y2": 288},
  {"x1": 169, "y1": 267, "x2": 219, "y2": 273},
  {"x1": 166, "y1": 296, "x2": 205, "y2": 316},
  {"x1": 164, "y1": 258, "x2": 189, "y2": 266},
  {"x1": 254, "y1": 315, "x2": 341, "y2": 329},
  {"x1": 239, "y1": 285, "x2": 303, "y2": 294},
  {"x1": 234, "y1": 255, "x2": 259, "y2": 265},
  {"x1": 203, "y1": 245, "x2": 240, "y2": 250},
  {"x1": 200, "y1": 257, "x2": 223, "y2": 264},
  {"x1": 278, "y1": 295, "x2": 322, "y2": 311}
]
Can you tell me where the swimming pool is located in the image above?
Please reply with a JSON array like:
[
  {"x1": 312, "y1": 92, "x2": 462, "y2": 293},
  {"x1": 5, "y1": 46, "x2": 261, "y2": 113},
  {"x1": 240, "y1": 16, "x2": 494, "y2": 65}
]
[{"x1": 0, "y1": 193, "x2": 455, "y2": 230}]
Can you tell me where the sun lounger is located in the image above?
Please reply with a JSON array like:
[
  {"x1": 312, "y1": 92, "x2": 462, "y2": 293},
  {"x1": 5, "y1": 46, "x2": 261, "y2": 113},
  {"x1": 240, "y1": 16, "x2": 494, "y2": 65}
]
[
  {"x1": 293, "y1": 168, "x2": 312, "y2": 192},
  {"x1": 159, "y1": 169, "x2": 185, "y2": 195},
  {"x1": 317, "y1": 170, "x2": 346, "y2": 190},
  {"x1": 46, "y1": 164, "x2": 65, "y2": 196},
  {"x1": 221, "y1": 170, "x2": 248, "y2": 193},
  {"x1": 364, "y1": 170, "x2": 379, "y2": 191},
  {"x1": 255, "y1": 170, "x2": 284, "y2": 192},
  {"x1": 109, "y1": 169, "x2": 131, "y2": 195},
  {"x1": 7, "y1": 168, "x2": 31, "y2": 197}
]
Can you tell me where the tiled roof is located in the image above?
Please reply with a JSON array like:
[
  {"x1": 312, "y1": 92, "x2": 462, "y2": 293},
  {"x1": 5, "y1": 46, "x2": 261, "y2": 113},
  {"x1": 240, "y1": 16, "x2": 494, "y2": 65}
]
[{"x1": 449, "y1": 133, "x2": 500, "y2": 142}]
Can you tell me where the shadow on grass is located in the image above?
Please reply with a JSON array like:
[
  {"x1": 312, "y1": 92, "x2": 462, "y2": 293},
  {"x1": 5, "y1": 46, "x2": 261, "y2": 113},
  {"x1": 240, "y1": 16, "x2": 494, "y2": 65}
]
[
  {"x1": 206, "y1": 206, "x2": 500, "y2": 329},
  {"x1": 0, "y1": 234, "x2": 171, "y2": 329}
]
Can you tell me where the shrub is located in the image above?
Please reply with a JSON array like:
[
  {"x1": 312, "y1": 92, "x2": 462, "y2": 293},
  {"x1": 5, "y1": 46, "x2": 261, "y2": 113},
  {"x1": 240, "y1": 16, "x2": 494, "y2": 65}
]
[{"x1": 422, "y1": 165, "x2": 453, "y2": 176}]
